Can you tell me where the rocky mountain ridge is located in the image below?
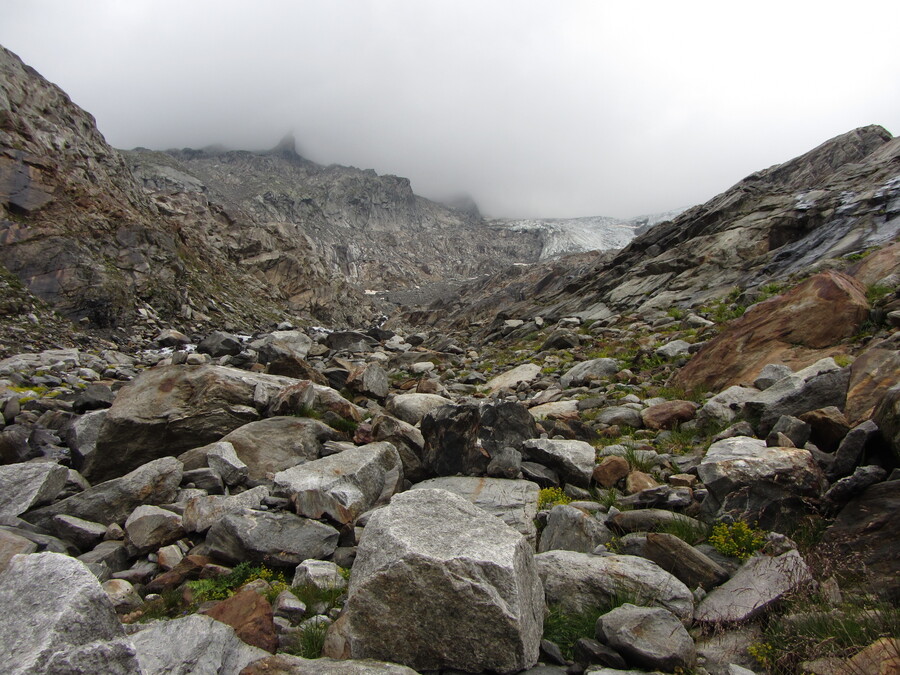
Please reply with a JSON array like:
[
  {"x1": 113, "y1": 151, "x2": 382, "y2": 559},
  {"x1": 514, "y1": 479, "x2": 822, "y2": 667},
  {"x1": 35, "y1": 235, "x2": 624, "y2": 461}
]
[{"x1": 407, "y1": 125, "x2": 900, "y2": 331}]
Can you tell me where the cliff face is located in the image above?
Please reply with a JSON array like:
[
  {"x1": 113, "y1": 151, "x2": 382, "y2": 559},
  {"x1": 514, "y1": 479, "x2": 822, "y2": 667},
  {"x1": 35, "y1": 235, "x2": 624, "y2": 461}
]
[
  {"x1": 124, "y1": 139, "x2": 544, "y2": 293},
  {"x1": 410, "y1": 125, "x2": 900, "y2": 328},
  {"x1": 0, "y1": 45, "x2": 374, "y2": 329}
]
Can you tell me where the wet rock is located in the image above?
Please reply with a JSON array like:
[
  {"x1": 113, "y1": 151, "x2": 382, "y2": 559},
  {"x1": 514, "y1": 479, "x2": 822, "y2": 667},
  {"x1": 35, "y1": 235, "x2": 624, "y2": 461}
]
[{"x1": 333, "y1": 489, "x2": 544, "y2": 673}]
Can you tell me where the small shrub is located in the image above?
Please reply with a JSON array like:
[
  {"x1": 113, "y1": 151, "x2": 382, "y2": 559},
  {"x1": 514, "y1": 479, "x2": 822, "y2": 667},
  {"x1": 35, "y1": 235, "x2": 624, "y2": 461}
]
[
  {"x1": 866, "y1": 284, "x2": 893, "y2": 305},
  {"x1": 666, "y1": 307, "x2": 686, "y2": 320},
  {"x1": 287, "y1": 619, "x2": 330, "y2": 659},
  {"x1": 709, "y1": 521, "x2": 765, "y2": 560},
  {"x1": 543, "y1": 605, "x2": 605, "y2": 659},
  {"x1": 328, "y1": 417, "x2": 358, "y2": 435},
  {"x1": 538, "y1": 487, "x2": 572, "y2": 510}
]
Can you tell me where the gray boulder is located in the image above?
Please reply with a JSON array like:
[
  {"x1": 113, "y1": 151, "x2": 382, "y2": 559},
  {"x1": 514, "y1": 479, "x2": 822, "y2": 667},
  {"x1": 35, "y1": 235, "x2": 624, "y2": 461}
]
[
  {"x1": 696, "y1": 385, "x2": 758, "y2": 427},
  {"x1": 655, "y1": 339, "x2": 692, "y2": 359},
  {"x1": 346, "y1": 362, "x2": 389, "y2": 399},
  {"x1": 753, "y1": 363, "x2": 793, "y2": 390},
  {"x1": 124, "y1": 505, "x2": 184, "y2": 554},
  {"x1": 0, "y1": 552, "x2": 140, "y2": 674},
  {"x1": 240, "y1": 654, "x2": 420, "y2": 674},
  {"x1": 411, "y1": 476, "x2": 540, "y2": 547},
  {"x1": 205, "y1": 508, "x2": 339, "y2": 567},
  {"x1": 385, "y1": 393, "x2": 453, "y2": 425},
  {"x1": 371, "y1": 414, "x2": 427, "y2": 483},
  {"x1": 743, "y1": 358, "x2": 851, "y2": 435},
  {"x1": 522, "y1": 438, "x2": 595, "y2": 488},
  {"x1": 695, "y1": 550, "x2": 812, "y2": 623},
  {"x1": 205, "y1": 441, "x2": 250, "y2": 486},
  {"x1": 560, "y1": 359, "x2": 620, "y2": 388},
  {"x1": 0, "y1": 461, "x2": 68, "y2": 519},
  {"x1": 535, "y1": 550, "x2": 694, "y2": 623},
  {"x1": 255, "y1": 330, "x2": 313, "y2": 363},
  {"x1": 334, "y1": 489, "x2": 544, "y2": 673},
  {"x1": 129, "y1": 613, "x2": 269, "y2": 674},
  {"x1": 197, "y1": 330, "x2": 243, "y2": 357},
  {"x1": 596, "y1": 603, "x2": 696, "y2": 671},
  {"x1": 698, "y1": 436, "x2": 827, "y2": 530},
  {"x1": 24, "y1": 457, "x2": 183, "y2": 529},
  {"x1": 538, "y1": 504, "x2": 612, "y2": 554},
  {"x1": 274, "y1": 442, "x2": 403, "y2": 525},
  {"x1": 595, "y1": 406, "x2": 643, "y2": 428},
  {"x1": 218, "y1": 416, "x2": 342, "y2": 481},
  {"x1": 828, "y1": 420, "x2": 880, "y2": 480},
  {"x1": 182, "y1": 485, "x2": 269, "y2": 533}
]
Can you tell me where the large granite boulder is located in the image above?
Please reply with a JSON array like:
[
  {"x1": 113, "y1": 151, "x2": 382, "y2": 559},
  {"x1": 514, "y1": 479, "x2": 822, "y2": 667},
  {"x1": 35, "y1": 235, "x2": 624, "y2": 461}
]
[
  {"x1": 273, "y1": 442, "x2": 403, "y2": 525},
  {"x1": 0, "y1": 552, "x2": 140, "y2": 674},
  {"x1": 90, "y1": 365, "x2": 297, "y2": 481},
  {"x1": 385, "y1": 393, "x2": 453, "y2": 425},
  {"x1": 538, "y1": 504, "x2": 612, "y2": 554},
  {"x1": 596, "y1": 604, "x2": 696, "y2": 671},
  {"x1": 487, "y1": 363, "x2": 542, "y2": 393},
  {"x1": 698, "y1": 436, "x2": 828, "y2": 530},
  {"x1": 411, "y1": 476, "x2": 541, "y2": 547},
  {"x1": 129, "y1": 613, "x2": 269, "y2": 675},
  {"x1": 24, "y1": 457, "x2": 182, "y2": 529},
  {"x1": 332, "y1": 489, "x2": 544, "y2": 673},
  {"x1": 535, "y1": 550, "x2": 694, "y2": 623}
]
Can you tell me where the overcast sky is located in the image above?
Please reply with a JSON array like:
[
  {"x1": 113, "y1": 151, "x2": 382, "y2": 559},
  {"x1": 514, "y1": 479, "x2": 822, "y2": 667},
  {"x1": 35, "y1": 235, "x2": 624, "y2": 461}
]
[{"x1": 2, "y1": 1, "x2": 898, "y2": 218}]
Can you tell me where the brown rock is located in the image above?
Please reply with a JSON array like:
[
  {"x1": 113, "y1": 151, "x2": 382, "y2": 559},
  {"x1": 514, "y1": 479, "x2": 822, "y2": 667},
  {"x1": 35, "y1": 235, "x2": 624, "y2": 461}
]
[
  {"x1": 625, "y1": 470, "x2": 660, "y2": 494},
  {"x1": 669, "y1": 474, "x2": 698, "y2": 488},
  {"x1": 0, "y1": 528, "x2": 38, "y2": 573},
  {"x1": 799, "y1": 407, "x2": 850, "y2": 453},
  {"x1": 845, "y1": 346, "x2": 900, "y2": 424},
  {"x1": 592, "y1": 456, "x2": 629, "y2": 488},
  {"x1": 673, "y1": 271, "x2": 869, "y2": 393},
  {"x1": 850, "y1": 239, "x2": 900, "y2": 286},
  {"x1": 640, "y1": 400, "x2": 699, "y2": 430},
  {"x1": 265, "y1": 357, "x2": 327, "y2": 385},
  {"x1": 205, "y1": 589, "x2": 278, "y2": 654},
  {"x1": 144, "y1": 554, "x2": 213, "y2": 594},
  {"x1": 842, "y1": 637, "x2": 900, "y2": 675}
]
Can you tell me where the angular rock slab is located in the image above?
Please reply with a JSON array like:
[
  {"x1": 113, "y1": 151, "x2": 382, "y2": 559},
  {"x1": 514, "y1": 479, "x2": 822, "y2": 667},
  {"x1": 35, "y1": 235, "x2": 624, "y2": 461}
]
[
  {"x1": 697, "y1": 436, "x2": 827, "y2": 530},
  {"x1": 487, "y1": 362, "x2": 542, "y2": 393},
  {"x1": 411, "y1": 476, "x2": 540, "y2": 547},
  {"x1": 242, "y1": 654, "x2": 420, "y2": 674},
  {"x1": 205, "y1": 508, "x2": 339, "y2": 568},
  {"x1": 560, "y1": 358, "x2": 620, "y2": 388},
  {"x1": 0, "y1": 552, "x2": 140, "y2": 674},
  {"x1": 0, "y1": 461, "x2": 68, "y2": 518},
  {"x1": 274, "y1": 442, "x2": 403, "y2": 525},
  {"x1": 596, "y1": 603, "x2": 696, "y2": 671},
  {"x1": 694, "y1": 550, "x2": 812, "y2": 624},
  {"x1": 339, "y1": 489, "x2": 544, "y2": 673},
  {"x1": 24, "y1": 457, "x2": 183, "y2": 529},
  {"x1": 535, "y1": 550, "x2": 694, "y2": 623},
  {"x1": 91, "y1": 365, "x2": 297, "y2": 481},
  {"x1": 538, "y1": 504, "x2": 611, "y2": 554},
  {"x1": 522, "y1": 438, "x2": 595, "y2": 488},
  {"x1": 219, "y1": 416, "x2": 343, "y2": 481},
  {"x1": 129, "y1": 613, "x2": 269, "y2": 675},
  {"x1": 385, "y1": 393, "x2": 453, "y2": 425}
]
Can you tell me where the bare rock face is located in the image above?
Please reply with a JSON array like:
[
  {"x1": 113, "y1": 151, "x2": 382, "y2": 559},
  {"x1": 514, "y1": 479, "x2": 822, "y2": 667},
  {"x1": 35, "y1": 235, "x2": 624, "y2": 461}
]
[
  {"x1": 0, "y1": 552, "x2": 141, "y2": 674},
  {"x1": 334, "y1": 489, "x2": 544, "y2": 673},
  {"x1": 673, "y1": 271, "x2": 868, "y2": 393}
]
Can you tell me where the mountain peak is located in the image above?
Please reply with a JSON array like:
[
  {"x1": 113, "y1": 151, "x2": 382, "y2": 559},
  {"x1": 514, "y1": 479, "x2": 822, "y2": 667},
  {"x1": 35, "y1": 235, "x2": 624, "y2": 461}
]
[{"x1": 271, "y1": 132, "x2": 299, "y2": 156}]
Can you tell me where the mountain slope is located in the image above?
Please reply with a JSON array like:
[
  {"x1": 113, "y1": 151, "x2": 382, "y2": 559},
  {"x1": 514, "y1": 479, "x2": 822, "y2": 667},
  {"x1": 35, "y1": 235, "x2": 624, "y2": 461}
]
[{"x1": 406, "y1": 125, "x2": 900, "y2": 329}]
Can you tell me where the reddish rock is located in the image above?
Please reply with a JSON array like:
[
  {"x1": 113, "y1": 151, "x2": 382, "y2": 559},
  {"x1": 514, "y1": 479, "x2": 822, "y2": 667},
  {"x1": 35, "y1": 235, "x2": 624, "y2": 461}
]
[
  {"x1": 845, "y1": 346, "x2": 900, "y2": 424},
  {"x1": 673, "y1": 271, "x2": 868, "y2": 393},
  {"x1": 798, "y1": 407, "x2": 850, "y2": 453},
  {"x1": 640, "y1": 400, "x2": 699, "y2": 430},
  {"x1": 205, "y1": 589, "x2": 278, "y2": 653},
  {"x1": 593, "y1": 456, "x2": 629, "y2": 488}
]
